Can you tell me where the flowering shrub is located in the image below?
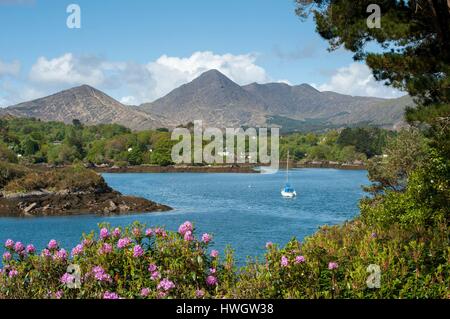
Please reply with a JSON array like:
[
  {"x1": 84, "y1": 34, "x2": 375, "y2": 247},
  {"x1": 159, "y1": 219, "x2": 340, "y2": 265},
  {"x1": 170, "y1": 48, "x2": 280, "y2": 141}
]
[
  {"x1": 0, "y1": 222, "x2": 233, "y2": 299},
  {"x1": 0, "y1": 220, "x2": 448, "y2": 299},
  {"x1": 232, "y1": 220, "x2": 449, "y2": 298}
]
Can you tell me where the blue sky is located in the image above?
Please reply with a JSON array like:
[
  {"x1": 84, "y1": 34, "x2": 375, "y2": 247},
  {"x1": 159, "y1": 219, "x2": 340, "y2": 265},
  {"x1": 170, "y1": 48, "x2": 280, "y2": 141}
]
[{"x1": 0, "y1": 0, "x2": 403, "y2": 106}]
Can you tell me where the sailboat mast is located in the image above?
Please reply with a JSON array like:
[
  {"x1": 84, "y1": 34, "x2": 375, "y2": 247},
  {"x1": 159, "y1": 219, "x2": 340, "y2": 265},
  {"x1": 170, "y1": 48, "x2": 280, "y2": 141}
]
[{"x1": 286, "y1": 150, "x2": 289, "y2": 183}]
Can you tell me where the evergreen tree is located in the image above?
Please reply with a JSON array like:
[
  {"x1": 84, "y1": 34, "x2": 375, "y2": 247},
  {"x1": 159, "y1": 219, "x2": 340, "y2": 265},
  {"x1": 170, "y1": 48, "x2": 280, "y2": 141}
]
[{"x1": 295, "y1": 0, "x2": 450, "y2": 105}]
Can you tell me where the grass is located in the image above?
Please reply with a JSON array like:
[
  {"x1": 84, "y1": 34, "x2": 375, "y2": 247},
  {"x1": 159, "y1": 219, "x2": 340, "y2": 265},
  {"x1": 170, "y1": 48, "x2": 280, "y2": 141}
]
[{"x1": 2, "y1": 164, "x2": 108, "y2": 194}]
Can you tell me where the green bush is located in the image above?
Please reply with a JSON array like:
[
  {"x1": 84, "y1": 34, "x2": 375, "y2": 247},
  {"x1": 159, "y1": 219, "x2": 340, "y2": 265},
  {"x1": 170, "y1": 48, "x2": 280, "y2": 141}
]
[
  {"x1": 0, "y1": 161, "x2": 29, "y2": 189},
  {"x1": 2, "y1": 165, "x2": 108, "y2": 194},
  {"x1": 0, "y1": 143, "x2": 18, "y2": 163},
  {"x1": 1, "y1": 220, "x2": 448, "y2": 299},
  {"x1": 361, "y1": 149, "x2": 449, "y2": 229}
]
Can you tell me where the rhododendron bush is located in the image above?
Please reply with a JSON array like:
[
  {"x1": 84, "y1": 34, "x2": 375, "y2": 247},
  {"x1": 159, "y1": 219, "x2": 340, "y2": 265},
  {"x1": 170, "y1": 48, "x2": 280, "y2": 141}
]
[
  {"x1": 0, "y1": 220, "x2": 449, "y2": 299},
  {"x1": 0, "y1": 222, "x2": 227, "y2": 299}
]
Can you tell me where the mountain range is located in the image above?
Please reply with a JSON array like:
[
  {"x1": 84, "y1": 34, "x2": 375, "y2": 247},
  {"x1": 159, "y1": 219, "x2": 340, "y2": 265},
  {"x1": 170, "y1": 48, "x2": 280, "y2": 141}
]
[{"x1": 0, "y1": 69, "x2": 413, "y2": 132}]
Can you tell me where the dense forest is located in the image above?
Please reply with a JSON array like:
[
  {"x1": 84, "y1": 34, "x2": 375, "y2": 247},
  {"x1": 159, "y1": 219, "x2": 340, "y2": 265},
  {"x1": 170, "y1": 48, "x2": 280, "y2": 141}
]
[
  {"x1": 0, "y1": 117, "x2": 174, "y2": 167},
  {"x1": 0, "y1": 116, "x2": 395, "y2": 167}
]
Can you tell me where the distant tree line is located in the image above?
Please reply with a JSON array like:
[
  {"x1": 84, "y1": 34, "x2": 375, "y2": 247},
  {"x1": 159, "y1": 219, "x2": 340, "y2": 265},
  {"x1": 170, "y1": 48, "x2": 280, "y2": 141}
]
[
  {"x1": 0, "y1": 118, "x2": 174, "y2": 166},
  {"x1": 0, "y1": 117, "x2": 396, "y2": 167}
]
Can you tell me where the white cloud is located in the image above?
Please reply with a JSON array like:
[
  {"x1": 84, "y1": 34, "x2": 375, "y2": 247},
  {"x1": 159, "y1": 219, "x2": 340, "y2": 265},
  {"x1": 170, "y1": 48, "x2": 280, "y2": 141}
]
[
  {"x1": 0, "y1": 59, "x2": 20, "y2": 77},
  {"x1": 315, "y1": 62, "x2": 404, "y2": 98},
  {"x1": 120, "y1": 95, "x2": 139, "y2": 105},
  {"x1": 29, "y1": 53, "x2": 105, "y2": 86},
  {"x1": 146, "y1": 51, "x2": 269, "y2": 99},
  {"x1": 23, "y1": 51, "x2": 271, "y2": 105},
  {"x1": 276, "y1": 79, "x2": 292, "y2": 85}
]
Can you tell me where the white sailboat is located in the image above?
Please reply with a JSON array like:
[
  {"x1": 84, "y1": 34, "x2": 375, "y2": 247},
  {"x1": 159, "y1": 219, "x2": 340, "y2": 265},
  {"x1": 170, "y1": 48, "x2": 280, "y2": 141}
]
[{"x1": 281, "y1": 150, "x2": 297, "y2": 198}]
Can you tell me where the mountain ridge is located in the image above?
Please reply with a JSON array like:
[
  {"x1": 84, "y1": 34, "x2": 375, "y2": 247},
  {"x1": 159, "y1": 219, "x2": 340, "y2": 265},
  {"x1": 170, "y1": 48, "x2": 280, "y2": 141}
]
[
  {"x1": 1, "y1": 69, "x2": 413, "y2": 131},
  {"x1": 1, "y1": 85, "x2": 163, "y2": 130}
]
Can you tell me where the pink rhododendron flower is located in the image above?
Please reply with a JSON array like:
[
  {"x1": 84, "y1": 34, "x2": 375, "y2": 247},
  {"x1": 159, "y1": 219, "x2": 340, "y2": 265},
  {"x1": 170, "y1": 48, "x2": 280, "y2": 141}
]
[
  {"x1": 117, "y1": 237, "x2": 132, "y2": 249},
  {"x1": 9, "y1": 269, "x2": 18, "y2": 278},
  {"x1": 184, "y1": 230, "x2": 194, "y2": 241},
  {"x1": 41, "y1": 248, "x2": 52, "y2": 258},
  {"x1": 4, "y1": 239, "x2": 14, "y2": 249},
  {"x1": 47, "y1": 239, "x2": 58, "y2": 250},
  {"x1": 26, "y1": 244, "x2": 36, "y2": 254},
  {"x1": 157, "y1": 278, "x2": 175, "y2": 291},
  {"x1": 196, "y1": 289, "x2": 205, "y2": 298},
  {"x1": 112, "y1": 228, "x2": 121, "y2": 238},
  {"x1": 103, "y1": 291, "x2": 119, "y2": 299},
  {"x1": 148, "y1": 264, "x2": 157, "y2": 273},
  {"x1": 178, "y1": 221, "x2": 193, "y2": 236},
  {"x1": 201, "y1": 233, "x2": 212, "y2": 244},
  {"x1": 145, "y1": 228, "x2": 153, "y2": 237},
  {"x1": 157, "y1": 291, "x2": 167, "y2": 299},
  {"x1": 14, "y1": 241, "x2": 24, "y2": 253},
  {"x1": 2, "y1": 252, "x2": 11, "y2": 261},
  {"x1": 151, "y1": 271, "x2": 161, "y2": 281},
  {"x1": 71, "y1": 244, "x2": 84, "y2": 257},
  {"x1": 92, "y1": 266, "x2": 112, "y2": 282},
  {"x1": 140, "y1": 288, "x2": 150, "y2": 297},
  {"x1": 60, "y1": 273, "x2": 75, "y2": 284},
  {"x1": 133, "y1": 245, "x2": 144, "y2": 257},
  {"x1": 295, "y1": 255, "x2": 306, "y2": 264},
  {"x1": 99, "y1": 243, "x2": 113, "y2": 255},
  {"x1": 53, "y1": 249, "x2": 67, "y2": 261},
  {"x1": 154, "y1": 228, "x2": 167, "y2": 237},
  {"x1": 281, "y1": 256, "x2": 289, "y2": 267},
  {"x1": 210, "y1": 250, "x2": 219, "y2": 258},
  {"x1": 206, "y1": 275, "x2": 218, "y2": 286},
  {"x1": 55, "y1": 290, "x2": 63, "y2": 299},
  {"x1": 209, "y1": 268, "x2": 216, "y2": 274},
  {"x1": 328, "y1": 262, "x2": 338, "y2": 270},
  {"x1": 99, "y1": 228, "x2": 109, "y2": 240}
]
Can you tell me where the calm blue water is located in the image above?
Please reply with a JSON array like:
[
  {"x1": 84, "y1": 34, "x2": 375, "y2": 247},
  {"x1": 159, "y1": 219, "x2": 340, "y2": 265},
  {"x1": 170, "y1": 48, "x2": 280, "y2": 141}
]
[{"x1": 0, "y1": 169, "x2": 368, "y2": 263}]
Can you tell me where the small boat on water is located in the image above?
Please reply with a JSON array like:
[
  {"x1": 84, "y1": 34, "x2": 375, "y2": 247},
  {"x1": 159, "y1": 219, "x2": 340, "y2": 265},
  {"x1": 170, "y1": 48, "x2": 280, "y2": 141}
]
[{"x1": 281, "y1": 150, "x2": 297, "y2": 198}]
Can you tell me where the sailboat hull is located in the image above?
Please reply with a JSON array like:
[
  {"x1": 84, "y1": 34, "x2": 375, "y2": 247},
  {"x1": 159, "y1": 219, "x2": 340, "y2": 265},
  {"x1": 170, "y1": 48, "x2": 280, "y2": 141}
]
[{"x1": 281, "y1": 190, "x2": 297, "y2": 198}]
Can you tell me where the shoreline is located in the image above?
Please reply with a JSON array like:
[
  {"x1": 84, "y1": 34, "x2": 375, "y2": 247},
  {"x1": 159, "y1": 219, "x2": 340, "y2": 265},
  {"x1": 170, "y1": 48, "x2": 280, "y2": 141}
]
[
  {"x1": 94, "y1": 164, "x2": 366, "y2": 173},
  {"x1": 0, "y1": 190, "x2": 172, "y2": 217},
  {"x1": 294, "y1": 163, "x2": 366, "y2": 170},
  {"x1": 28, "y1": 163, "x2": 366, "y2": 174},
  {"x1": 92, "y1": 165, "x2": 258, "y2": 174}
]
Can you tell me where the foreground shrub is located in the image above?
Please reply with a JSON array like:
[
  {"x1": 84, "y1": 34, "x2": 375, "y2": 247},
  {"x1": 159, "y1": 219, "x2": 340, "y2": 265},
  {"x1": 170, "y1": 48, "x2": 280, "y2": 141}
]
[
  {"x1": 0, "y1": 222, "x2": 233, "y2": 299},
  {"x1": 233, "y1": 221, "x2": 449, "y2": 299},
  {"x1": 1, "y1": 220, "x2": 448, "y2": 299}
]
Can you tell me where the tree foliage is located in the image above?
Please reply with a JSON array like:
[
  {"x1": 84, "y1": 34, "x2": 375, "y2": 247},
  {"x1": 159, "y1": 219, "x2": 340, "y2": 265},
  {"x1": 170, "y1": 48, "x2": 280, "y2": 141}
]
[
  {"x1": 296, "y1": 1, "x2": 450, "y2": 230},
  {"x1": 365, "y1": 128, "x2": 429, "y2": 194},
  {"x1": 295, "y1": 0, "x2": 450, "y2": 105}
]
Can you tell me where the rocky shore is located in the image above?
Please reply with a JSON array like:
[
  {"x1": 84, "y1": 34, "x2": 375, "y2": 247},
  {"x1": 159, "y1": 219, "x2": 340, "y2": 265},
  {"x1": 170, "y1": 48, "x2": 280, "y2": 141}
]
[
  {"x1": 0, "y1": 163, "x2": 172, "y2": 217},
  {"x1": 0, "y1": 190, "x2": 171, "y2": 217}
]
